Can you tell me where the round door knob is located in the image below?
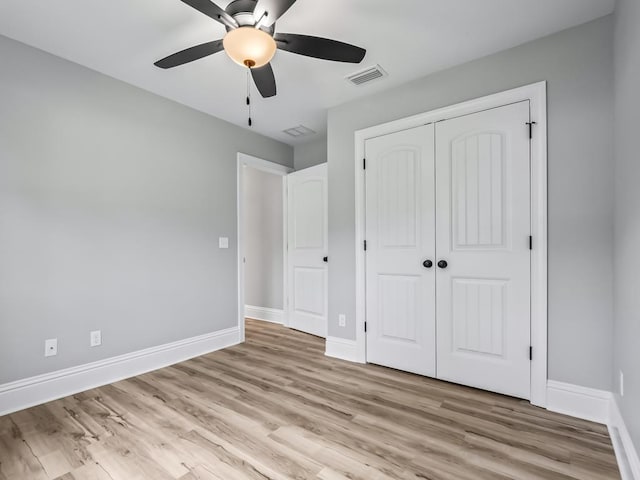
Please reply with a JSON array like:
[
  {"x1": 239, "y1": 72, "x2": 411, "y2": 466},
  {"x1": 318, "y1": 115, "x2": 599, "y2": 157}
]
[
  {"x1": 437, "y1": 260, "x2": 448, "y2": 269},
  {"x1": 422, "y1": 260, "x2": 433, "y2": 269}
]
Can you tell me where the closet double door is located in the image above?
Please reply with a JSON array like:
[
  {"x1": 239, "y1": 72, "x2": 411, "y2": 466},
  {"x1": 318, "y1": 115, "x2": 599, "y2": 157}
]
[{"x1": 365, "y1": 101, "x2": 532, "y2": 399}]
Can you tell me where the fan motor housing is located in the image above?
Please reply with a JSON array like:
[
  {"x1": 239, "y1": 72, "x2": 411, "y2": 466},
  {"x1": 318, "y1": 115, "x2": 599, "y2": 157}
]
[{"x1": 225, "y1": 0, "x2": 275, "y2": 35}]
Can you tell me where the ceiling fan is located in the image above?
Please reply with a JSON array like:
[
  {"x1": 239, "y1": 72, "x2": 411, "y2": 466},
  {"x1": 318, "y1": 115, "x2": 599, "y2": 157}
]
[{"x1": 155, "y1": 0, "x2": 367, "y2": 98}]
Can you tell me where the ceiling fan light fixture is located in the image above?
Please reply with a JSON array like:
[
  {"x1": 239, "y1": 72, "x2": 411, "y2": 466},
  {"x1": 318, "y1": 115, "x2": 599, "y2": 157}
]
[{"x1": 223, "y1": 26, "x2": 277, "y2": 69}]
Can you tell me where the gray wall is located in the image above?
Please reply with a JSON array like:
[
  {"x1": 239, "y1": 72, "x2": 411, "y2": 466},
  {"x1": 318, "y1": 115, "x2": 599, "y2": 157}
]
[
  {"x1": 243, "y1": 166, "x2": 284, "y2": 310},
  {"x1": 294, "y1": 136, "x2": 327, "y2": 171},
  {"x1": 613, "y1": 0, "x2": 640, "y2": 452},
  {"x1": 0, "y1": 35, "x2": 293, "y2": 384},
  {"x1": 327, "y1": 16, "x2": 614, "y2": 390}
]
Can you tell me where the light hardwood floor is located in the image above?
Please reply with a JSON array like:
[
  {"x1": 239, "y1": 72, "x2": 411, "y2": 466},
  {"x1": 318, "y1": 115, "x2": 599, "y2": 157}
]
[{"x1": 0, "y1": 320, "x2": 620, "y2": 480}]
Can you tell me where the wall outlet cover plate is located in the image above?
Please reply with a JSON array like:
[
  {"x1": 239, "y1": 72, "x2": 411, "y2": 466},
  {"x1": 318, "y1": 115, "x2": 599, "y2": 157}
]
[{"x1": 45, "y1": 338, "x2": 58, "y2": 357}]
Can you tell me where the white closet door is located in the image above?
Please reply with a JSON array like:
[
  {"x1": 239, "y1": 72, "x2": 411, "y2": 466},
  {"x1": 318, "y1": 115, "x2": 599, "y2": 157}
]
[
  {"x1": 365, "y1": 124, "x2": 436, "y2": 376},
  {"x1": 287, "y1": 164, "x2": 328, "y2": 337},
  {"x1": 435, "y1": 101, "x2": 531, "y2": 399}
]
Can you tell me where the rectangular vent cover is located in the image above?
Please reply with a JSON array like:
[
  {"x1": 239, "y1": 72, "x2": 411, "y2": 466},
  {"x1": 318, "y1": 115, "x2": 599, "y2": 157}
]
[
  {"x1": 346, "y1": 64, "x2": 387, "y2": 86},
  {"x1": 283, "y1": 125, "x2": 316, "y2": 138}
]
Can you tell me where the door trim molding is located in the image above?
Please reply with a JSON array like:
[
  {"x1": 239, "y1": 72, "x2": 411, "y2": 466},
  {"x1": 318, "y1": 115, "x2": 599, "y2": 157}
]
[
  {"x1": 237, "y1": 153, "x2": 293, "y2": 342},
  {"x1": 353, "y1": 82, "x2": 548, "y2": 407}
]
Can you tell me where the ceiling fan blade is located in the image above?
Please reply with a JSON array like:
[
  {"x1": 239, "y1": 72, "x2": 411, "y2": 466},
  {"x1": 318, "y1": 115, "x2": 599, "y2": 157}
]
[
  {"x1": 274, "y1": 33, "x2": 366, "y2": 63},
  {"x1": 253, "y1": 0, "x2": 297, "y2": 26},
  {"x1": 251, "y1": 63, "x2": 277, "y2": 98},
  {"x1": 154, "y1": 40, "x2": 224, "y2": 69},
  {"x1": 179, "y1": 0, "x2": 238, "y2": 28}
]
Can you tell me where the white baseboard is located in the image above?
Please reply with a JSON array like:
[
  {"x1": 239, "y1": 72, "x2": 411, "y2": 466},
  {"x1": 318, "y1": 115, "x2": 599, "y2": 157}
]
[
  {"x1": 609, "y1": 397, "x2": 640, "y2": 480},
  {"x1": 245, "y1": 305, "x2": 284, "y2": 324},
  {"x1": 0, "y1": 326, "x2": 240, "y2": 416},
  {"x1": 546, "y1": 380, "x2": 612, "y2": 424},
  {"x1": 325, "y1": 336, "x2": 362, "y2": 363},
  {"x1": 546, "y1": 380, "x2": 640, "y2": 479}
]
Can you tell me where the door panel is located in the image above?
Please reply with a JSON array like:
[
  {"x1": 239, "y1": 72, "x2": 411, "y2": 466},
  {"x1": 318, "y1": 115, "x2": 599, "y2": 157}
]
[
  {"x1": 435, "y1": 101, "x2": 531, "y2": 399},
  {"x1": 378, "y1": 274, "x2": 420, "y2": 341},
  {"x1": 287, "y1": 164, "x2": 328, "y2": 337},
  {"x1": 293, "y1": 267, "x2": 325, "y2": 315},
  {"x1": 365, "y1": 124, "x2": 436, "y2": 376},
  {"x1": 453, "y1": 133, "x2": 506, "y2": 248},
  {"x1": 451, "y1": 278, "x2": 506, "y2": 357},
  {"x1": 293, "y1": 180, "x2": 324, "y2": 248}
]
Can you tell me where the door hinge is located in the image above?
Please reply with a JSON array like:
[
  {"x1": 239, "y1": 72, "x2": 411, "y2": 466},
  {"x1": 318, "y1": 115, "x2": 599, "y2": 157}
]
[
  {"x1": 526, "y1": 121, "x2": 537, "y2": 139},
  {"x1": 364, "y1": 321, "x2": 367, "y2": 333},
  {"x1": 529, "y1": 236, "x2": 533, "y2": 250},
  {"x1": 529, "y1": 346, "x2": 533, "y2": 361},
  {"x1": 363, "y1": 158, "x2": 366, "y2": 170},
  {"x1": 364, "y1": 240, "x2": 367, "y2": 251}
]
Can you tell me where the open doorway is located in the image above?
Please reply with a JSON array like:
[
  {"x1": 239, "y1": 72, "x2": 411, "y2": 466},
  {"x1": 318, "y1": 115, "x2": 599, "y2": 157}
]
[
  {"x1": 237, "y1": 153, "x2": 329, "y2": 343},
  {"x1": 237, "y1": 153, "x2": 292, "y2": 342}
]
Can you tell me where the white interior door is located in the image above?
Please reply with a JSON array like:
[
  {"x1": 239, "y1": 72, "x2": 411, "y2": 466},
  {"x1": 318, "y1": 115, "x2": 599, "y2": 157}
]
[
  {"x1": 365, "y1": 125, "x2": 437, "y2": 376},
  {"x1": 287, "y1": 164, "x2": 328, "y2": 337},
  {"x1": 435, "y1": 101, "x2": 531, "y2": 399}
]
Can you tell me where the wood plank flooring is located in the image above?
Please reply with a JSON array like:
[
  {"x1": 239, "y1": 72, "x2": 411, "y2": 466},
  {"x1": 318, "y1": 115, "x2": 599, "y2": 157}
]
[{"x1": 0, "y1": 320, "x2": 620, "y2": 479}]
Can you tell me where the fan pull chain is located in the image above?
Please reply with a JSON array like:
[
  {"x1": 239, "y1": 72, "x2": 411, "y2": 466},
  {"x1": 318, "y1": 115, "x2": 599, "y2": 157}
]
[{"x1": 246, "y1": 68, "x2": 252, "y2": 127}]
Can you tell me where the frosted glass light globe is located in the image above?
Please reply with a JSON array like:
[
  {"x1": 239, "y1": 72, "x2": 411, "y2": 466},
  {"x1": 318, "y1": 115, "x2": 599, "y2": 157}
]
[{"x1": 223, "y1": 27, "x2": 277, "y2": 68}]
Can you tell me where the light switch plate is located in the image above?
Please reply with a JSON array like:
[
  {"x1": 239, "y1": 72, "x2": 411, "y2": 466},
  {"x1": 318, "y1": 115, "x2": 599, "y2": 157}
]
[
  {"x1": 219, "y1": 237, "x2": 229, "y2": 249},
  {"x1": 90, "y1": 330, "x2": 102, "y2": 347}
]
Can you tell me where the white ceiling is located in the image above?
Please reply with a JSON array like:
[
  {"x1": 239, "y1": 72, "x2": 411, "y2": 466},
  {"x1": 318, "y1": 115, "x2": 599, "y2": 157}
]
[{"x1": 0, "y1": 0, "x2": 615, "y2": 145}]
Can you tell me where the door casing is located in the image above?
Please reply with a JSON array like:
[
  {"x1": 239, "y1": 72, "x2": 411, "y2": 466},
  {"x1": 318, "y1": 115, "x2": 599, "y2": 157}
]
[{"x1": 353, "y1": 82, "x2": 548, "y2": 407}]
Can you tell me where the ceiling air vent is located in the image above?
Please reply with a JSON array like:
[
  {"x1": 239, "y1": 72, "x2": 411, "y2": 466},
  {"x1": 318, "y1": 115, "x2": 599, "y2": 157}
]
[
  {"x1": 346, "y1": 64, "x2": 387, "y2": 86},
  {"x1": 283, "y1": 125, "x2": 316, "y2": 138}
]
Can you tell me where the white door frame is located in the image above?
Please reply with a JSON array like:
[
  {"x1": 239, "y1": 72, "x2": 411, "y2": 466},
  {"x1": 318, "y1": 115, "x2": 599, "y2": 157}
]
[
  {"x1": 354, "y1": 82, "x2": 548, "y2": 407},
  {"x1": 237, "y1": 152, "x2": 294, "y2": 342}
]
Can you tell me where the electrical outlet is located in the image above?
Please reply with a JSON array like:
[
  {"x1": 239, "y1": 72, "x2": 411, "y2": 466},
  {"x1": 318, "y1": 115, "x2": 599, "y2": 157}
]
[
  {"x1": 338, "y1": 314, "x2": 346, "y2": 327},
  {"x1": 90, "y1": 330, "x2": 102, "y2": 347},
  {"x1": 44, "y1": 338, "x2": 58, "y2": 357},
  {"x1": 219, "y1": 237, "x2": 229, "y2": 249},
  {"x1": 620, "y1": 371, "x2": 624, "y2": 397}
]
